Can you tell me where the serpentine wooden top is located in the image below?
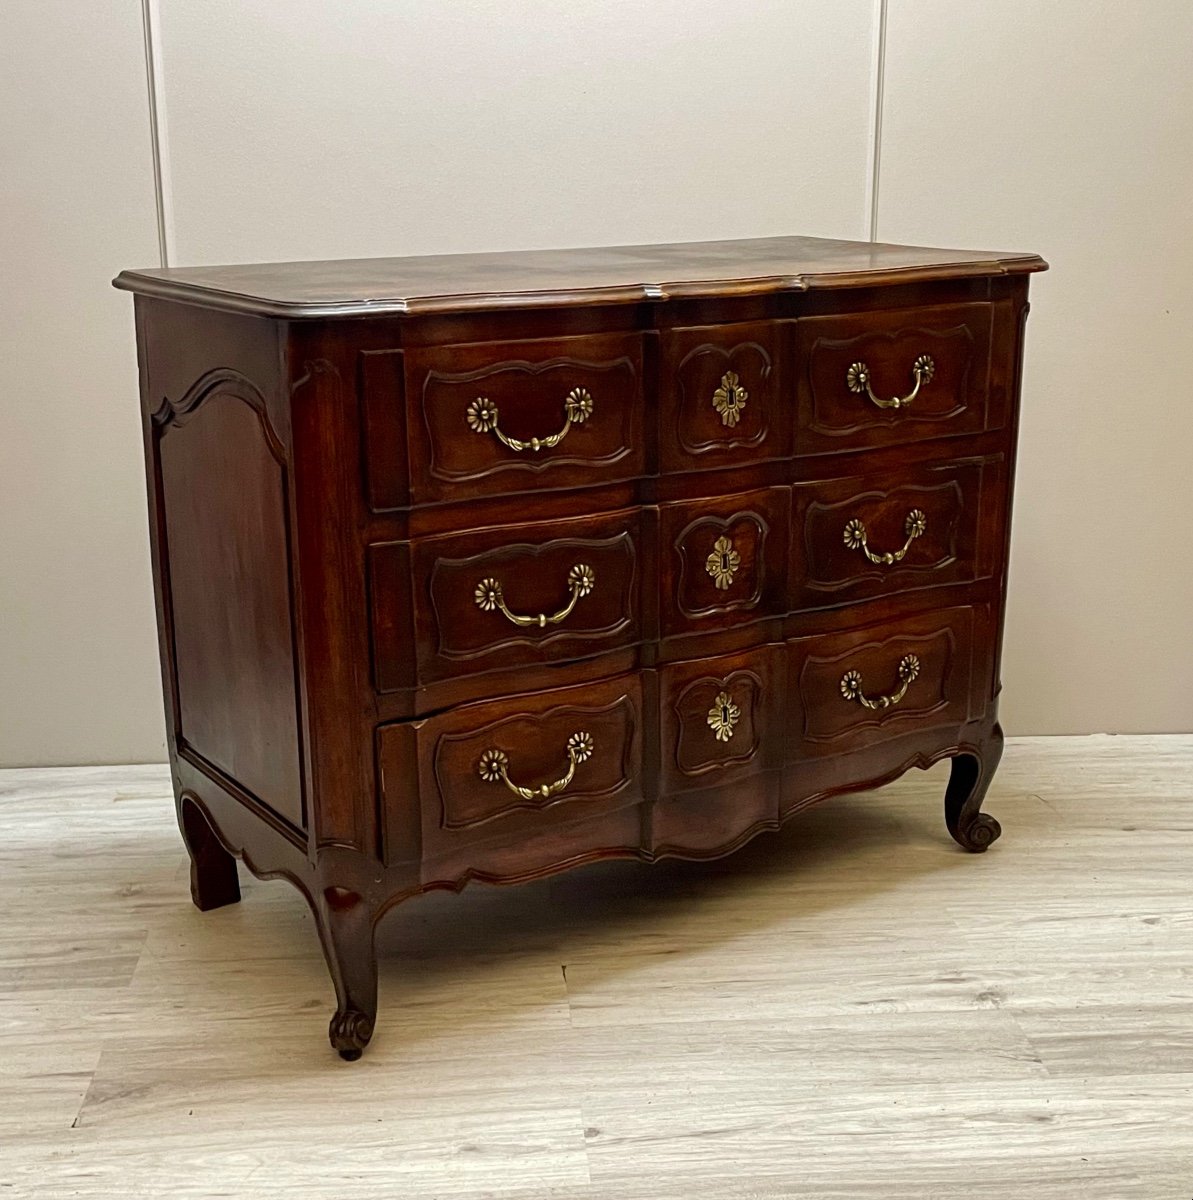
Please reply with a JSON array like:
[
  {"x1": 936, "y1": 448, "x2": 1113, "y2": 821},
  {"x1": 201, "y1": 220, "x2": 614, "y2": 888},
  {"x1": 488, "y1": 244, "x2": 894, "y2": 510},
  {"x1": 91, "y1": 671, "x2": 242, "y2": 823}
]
[{"x1": 114, "y1": 234, "x2": 1046, "y2": 319}]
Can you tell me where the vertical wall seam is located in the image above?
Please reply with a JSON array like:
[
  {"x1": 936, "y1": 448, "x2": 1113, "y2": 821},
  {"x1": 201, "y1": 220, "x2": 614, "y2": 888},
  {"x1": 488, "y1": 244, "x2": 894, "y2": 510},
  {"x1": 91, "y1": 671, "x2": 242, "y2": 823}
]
[
  {"x1": 140, "y1": 0, "x2": 174, "y2": 267},
  {"x1": 865, "y1": 0, "x2": 889, "y2": 242}
]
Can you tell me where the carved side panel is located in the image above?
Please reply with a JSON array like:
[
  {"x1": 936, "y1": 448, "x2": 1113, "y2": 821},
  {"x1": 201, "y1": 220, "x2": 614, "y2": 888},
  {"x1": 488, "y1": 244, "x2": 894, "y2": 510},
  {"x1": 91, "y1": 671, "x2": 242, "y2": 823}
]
[{"x1": 156, "y1": 370, "x2": 305, "y2": 834}]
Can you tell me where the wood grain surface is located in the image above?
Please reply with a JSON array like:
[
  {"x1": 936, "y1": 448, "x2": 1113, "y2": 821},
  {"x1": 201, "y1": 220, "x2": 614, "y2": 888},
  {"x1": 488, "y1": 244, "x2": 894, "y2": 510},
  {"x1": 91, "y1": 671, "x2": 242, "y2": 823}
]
[
  {"x1": 113, "y1": 234, "x2": 1046, "y2": 318},
  {"x1": 2, "y1": 735, "x2": 1190, "y2": 1198}
]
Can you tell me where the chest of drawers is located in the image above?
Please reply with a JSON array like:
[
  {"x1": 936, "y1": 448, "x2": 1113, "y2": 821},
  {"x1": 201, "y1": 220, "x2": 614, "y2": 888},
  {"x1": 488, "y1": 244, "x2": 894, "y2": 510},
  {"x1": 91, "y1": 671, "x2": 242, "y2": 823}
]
[{"x1": 115, "y1": 235, "x2": 1046, "y2": 1059}]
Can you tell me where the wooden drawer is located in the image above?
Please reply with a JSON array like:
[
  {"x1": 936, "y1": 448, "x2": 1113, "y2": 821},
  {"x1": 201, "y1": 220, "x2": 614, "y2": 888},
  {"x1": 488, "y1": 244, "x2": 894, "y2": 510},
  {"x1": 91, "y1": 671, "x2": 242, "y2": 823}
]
[
  {"x1": 370, "y1": 509, "x2": 643, "y2": 691},
  {"x1": 659, "y1": 321, "x2": 789, "y2": 471},
  {"x1": 378, "y1": 675, "x2": 645, "y2": 876},
  {"x1": 792, "y1": 457, "x2": 1001, "y2": 609},
  {"x1": 398, "y1": 332, "x2": 644, "y2": 503},
  {"x1": 659, "y1": 487, "x2": 789, "y2": 636},
  {"x1": 659, "y1": 646, "x2": 784, "y2": 795},
  {"x1": 787, "y1": 607, "x2": 978, "y2": 760},
  {"x1": 794, "y1": 303, "x2": 995, "y2": 455}
]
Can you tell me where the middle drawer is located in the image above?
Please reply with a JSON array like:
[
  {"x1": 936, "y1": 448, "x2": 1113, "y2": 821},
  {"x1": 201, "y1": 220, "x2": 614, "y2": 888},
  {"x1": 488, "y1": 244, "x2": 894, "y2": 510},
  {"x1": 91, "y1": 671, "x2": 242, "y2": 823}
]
[{"x1": 370, "y1": 508, "x2": 644, "y2": 692}]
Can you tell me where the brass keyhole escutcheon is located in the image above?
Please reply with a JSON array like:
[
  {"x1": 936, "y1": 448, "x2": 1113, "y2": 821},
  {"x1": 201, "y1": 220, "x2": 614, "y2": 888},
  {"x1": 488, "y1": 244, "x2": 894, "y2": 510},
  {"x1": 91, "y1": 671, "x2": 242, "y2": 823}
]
[{"x1": 705, "y1": 535, "x2": 741, "y2": 590}]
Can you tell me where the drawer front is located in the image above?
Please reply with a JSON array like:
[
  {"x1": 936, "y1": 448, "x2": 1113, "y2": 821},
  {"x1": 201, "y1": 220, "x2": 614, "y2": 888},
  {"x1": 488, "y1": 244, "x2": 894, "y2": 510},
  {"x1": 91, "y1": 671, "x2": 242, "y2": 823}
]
[
  {"x1": 793, "y1": 458, "x2": 998, "y2": 609},
  {"x1": 660, "y1": 487, "x2": 790, "y2": 636},
  {"x1": 382, "y1": 675, "x2": 644, "y2": 871},
  {"x1": 659, "y1": 646, "x2": 784, "y2": 794},
  {"x1": 405, "y1": 332, "x2": 644, "y2": 501},
  {"x1": 371, "y1": 510, "x2": 642, "y2": 690},
  {"x1": 795, "y1": 303, "x2": 995, "y2": 454},
  {"x1": 788, "y1": 607, "x2": 977, "y2": 759},
  {"x1": 659, "y1": 321, "x2": 788, "y2": 470}
]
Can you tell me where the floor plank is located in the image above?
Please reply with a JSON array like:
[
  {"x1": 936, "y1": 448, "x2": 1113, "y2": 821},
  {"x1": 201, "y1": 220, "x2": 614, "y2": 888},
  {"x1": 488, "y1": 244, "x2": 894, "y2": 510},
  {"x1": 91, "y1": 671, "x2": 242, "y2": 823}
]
[{"x1": 1, "y1": 737, "x2": 1191, "y2": 1197}]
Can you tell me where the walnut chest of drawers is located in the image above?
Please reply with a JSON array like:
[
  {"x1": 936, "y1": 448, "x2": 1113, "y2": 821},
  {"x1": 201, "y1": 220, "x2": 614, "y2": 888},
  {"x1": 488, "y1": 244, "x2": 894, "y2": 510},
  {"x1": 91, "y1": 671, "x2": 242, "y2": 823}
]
[{"x1": 115, "y1": 235, "x2": 1046, "y2": 1059}]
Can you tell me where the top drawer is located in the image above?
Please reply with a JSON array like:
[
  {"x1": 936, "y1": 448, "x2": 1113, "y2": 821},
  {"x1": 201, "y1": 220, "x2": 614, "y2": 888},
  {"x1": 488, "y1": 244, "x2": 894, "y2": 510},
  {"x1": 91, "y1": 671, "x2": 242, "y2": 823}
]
[
  {"x1": 388, "y1": 332, "x2": 645, "y2": 504},
  {"x1": 794, "y1": 303, "x2": 996, "y2": 455}
]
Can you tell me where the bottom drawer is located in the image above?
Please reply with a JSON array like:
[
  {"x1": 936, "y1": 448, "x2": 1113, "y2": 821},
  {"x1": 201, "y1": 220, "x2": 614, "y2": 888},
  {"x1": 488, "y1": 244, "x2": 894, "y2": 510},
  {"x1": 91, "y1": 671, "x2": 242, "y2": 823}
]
[
  {"x1": 378, "y1": 674, "x2": 645, "y2": 879},
  {"x1": 787, "y1": 606, "x2": 978, "y2": 759}
]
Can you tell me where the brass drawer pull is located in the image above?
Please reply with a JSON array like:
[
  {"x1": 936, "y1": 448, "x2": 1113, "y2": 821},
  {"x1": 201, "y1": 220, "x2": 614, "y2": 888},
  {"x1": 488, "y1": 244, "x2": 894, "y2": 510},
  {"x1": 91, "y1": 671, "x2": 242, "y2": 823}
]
[
  {"x1": 466, "y1": 386, "x2": 593, "y2": 452},
  {"x1": 478, "y1": 731, "x2": 595, "y2": 800},
  {"x1": 474, "y1": 564, "x2": 595, "y2": 628},
  {"x1": 843, "y1": 509, "x2": 926, "y2": 565},
  {"x1": 846, "y1": 355, "x2": 935, "y2": 409},
  {"x1": 840, "y1": 654, "x2": 921, "y2": 710}
]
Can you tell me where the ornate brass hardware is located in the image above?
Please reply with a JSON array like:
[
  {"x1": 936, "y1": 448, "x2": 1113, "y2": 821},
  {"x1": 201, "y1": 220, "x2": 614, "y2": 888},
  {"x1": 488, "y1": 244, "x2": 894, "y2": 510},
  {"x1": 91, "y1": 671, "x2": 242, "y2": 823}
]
[
  {"x1": 839, "y1": 654, "x2": 921, "y2": 711},
  {"x1": 477, "y1": 731, "x2": 595, "y2": 800},
  {"x1": 842, "y1": 509, "x2": 926, "y2": 565},
  {"x1": 705, "y1": 535, "x2": 741, "y2": 591},
  {"x1": 474, "y1": 563, "x2": 595, "y2": 628},
  {"x1": 845, "y1": 355, "x2": 935, "y2": 409},
  {"x1": 707, "y1": 690, "x2": 741, "y2": 742},
  {"x1": 466, "y1": 386, "x2": 593, "y2": 452},
  {"x1": 711, "y1": 371, "x2": 748, "y2": 428}
]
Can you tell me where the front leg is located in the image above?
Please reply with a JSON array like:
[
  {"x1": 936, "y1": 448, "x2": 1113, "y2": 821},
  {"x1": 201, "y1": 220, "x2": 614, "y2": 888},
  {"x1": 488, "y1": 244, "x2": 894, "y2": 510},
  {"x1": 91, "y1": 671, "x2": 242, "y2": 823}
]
[
  {"x1": 944, "y1": 723, "x2": 1004, "y2": 852},
  {"x1": 313, "y1": 886, "x2": 379, "y2": 1061}
]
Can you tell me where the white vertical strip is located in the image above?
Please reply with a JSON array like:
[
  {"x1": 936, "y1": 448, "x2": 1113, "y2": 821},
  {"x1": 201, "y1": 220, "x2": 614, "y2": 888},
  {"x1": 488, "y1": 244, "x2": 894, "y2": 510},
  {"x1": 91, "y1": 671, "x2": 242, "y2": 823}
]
[
  {"x1": 864, "y1": 0, "x2": 889, "y2": 242},
  {"x1": 140, "y1": 0, "x2": 174, "y2": 267}
]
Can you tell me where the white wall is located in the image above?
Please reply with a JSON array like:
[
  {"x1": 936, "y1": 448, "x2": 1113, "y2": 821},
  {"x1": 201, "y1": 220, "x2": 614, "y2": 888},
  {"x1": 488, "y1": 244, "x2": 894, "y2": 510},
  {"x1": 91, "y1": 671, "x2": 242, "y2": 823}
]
[
  {"x1": 155, "y1": 0, "x2": 876, "y2": 263},
  {"x1": 1, "y1": 2, "x2": 164, "y2": 767},
  {"x1": 879, "y1": 0, "x2": 1193, "y2": 734},
  {"x1": 2, "y1": 0, "x2": 1191, "y2": 764}
]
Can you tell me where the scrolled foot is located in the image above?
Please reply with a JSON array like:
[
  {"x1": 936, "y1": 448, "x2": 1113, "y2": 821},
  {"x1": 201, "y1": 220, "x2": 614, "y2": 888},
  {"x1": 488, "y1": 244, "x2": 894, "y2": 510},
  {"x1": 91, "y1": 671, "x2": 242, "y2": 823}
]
[
  {"x1": 944, "y1": 724, "x2": 1004, "y2": 853},
  {"x1": 329, "y1": 1008, "x2": 374, "y2": 1061},
  {"x1": 953, "y1": 811, "x2": 1002, "y2": 853},
  {"x1": 314, "y1": 887, "x2": 380, "y2": 1061}
]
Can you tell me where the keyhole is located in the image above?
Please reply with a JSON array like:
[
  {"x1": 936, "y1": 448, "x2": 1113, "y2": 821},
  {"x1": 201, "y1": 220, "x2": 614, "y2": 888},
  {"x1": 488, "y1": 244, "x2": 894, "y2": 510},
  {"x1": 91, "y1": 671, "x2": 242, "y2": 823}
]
[
  {"x1": 721, "y1": 553, "x2": 730, "y2": 573},
  {"x1": 720, "y1": 704, "x2": 731, "y2": 725}
]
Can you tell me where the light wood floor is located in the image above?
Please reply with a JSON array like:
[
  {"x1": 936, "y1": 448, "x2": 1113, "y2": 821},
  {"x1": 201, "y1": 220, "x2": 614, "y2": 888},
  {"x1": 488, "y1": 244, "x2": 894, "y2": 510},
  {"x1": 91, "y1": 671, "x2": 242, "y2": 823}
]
[{"x1": 2, "y1": 736, "x2": 1192, "y2": 1198}]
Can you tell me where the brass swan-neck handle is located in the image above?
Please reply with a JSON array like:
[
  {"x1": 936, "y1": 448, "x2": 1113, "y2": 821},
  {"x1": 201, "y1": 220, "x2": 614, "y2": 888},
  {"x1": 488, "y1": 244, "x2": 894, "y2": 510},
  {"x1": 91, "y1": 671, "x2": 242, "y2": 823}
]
[
  {"x1": 839, "y1": 654, "x2": 921, "y2": 711},
  {"x1": 477, "y1": 732, "x2": 595, "y2": 801},
  {"x1": 474, "y1": 564, "x2": 595, "y2": 629},
  {"x1": 846, "y1": 355, "x2": 935, "y2": 410},
  {"x1": 843, "y1": 509, "x2": 927, "y2": 565},
  {"x1": 466, "y1": 387, "x2": 593, "y2": 452}
]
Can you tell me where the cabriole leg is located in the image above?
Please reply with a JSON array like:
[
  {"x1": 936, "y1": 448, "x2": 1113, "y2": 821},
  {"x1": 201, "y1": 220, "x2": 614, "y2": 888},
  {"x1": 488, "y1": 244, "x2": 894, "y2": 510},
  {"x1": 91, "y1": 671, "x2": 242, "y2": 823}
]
[
  {"x1": 314, "y1": 887, "x2": 379, "y2": 1061},
  {"x1": 944, "y1": 723, "x2": 1005, "y2": 853},
  {"x1": 179, "y1": 793, "x2": 241, "y2": 911}
]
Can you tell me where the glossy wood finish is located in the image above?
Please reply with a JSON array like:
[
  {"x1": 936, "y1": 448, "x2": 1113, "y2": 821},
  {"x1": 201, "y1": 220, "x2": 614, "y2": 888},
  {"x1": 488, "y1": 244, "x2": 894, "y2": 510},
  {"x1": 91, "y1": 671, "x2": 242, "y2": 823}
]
[
  {"x1": 791, "y1": 455, "x2": 994, "y2": 609},
  {"x1": 117, "y1": 234, "x2": 1043, "y2": 1058},
  {"x1": 370, "y1": 508, "x2": 643, "y2": 691},
  {"x1": 795, "y1": 301, "x2": 1000, "y2": 455},
  {"x1": 114, "y1": 233, "x2": 1046, "y2": 318},
  {"x1": 402, "y1": 332, "x2": 645, "y2": 503},
  {"x1": 659, "y1": 320, "x2": 787, "y2": 470}
]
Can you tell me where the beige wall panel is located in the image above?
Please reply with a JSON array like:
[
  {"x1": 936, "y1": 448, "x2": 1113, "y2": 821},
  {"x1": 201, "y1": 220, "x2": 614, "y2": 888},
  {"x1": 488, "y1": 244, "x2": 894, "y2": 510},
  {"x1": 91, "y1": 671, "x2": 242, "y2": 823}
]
[
  {"x1": 879, "y1": 0, "x2": 1193, "y2": 733},
  {"x1": 0, "y1": 2, "x2": 165, "y2": 765},
  {"x1": 156, "y1": 0, "x2": 877, "y2": 264}
]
